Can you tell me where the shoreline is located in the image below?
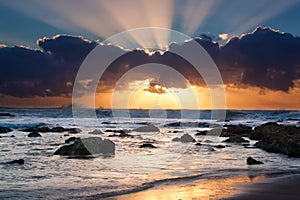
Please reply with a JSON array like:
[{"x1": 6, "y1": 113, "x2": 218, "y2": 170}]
[{"x1": 101, "y1": 172, "x2": 300, "y2": 200}]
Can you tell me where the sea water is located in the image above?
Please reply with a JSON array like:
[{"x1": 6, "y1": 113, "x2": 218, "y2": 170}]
[{"x1": 0, "y1": 108, "x2": 299, "y2": 199}]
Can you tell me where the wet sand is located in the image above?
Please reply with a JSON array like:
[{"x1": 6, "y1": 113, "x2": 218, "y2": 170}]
[
  {"x1": 103, "y1": 174, "x2": 268, "y2": 200},
  {"x1": 103, "y1": 174, "x2": 300, "y2": 200},
  {"x1": 225, "y1": 174, "x2": 300, "y2": 200}
]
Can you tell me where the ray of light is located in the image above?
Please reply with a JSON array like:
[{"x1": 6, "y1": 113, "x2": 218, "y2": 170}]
[{"x1": 178, "y1": 0, "x2": 217, "y2": 35}]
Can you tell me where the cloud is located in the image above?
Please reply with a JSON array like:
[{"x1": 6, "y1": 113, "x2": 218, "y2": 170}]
[
  {"x1": 144, "y1": 83, "x2": 168, "y2": 94},
  {"x1": 0, "y1": 27, "x2": 299, "y2": 99},
  {"x1": 218, "y1": 33, "x2": 229, "y2": 41}
]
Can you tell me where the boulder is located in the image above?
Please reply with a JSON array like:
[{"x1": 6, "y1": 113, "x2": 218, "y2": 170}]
[
  {"x1": 67, "y1": 128, "x2": 82, "y2": 134},
  {"x1": 7, "y1": 159, "x2": 24, "y2": 165},
  {"x1": 133, "y1": 124, "x2": 159, "y2": 132},
  {"x1": 51, "y1": 126, "x2": 64, "y2": 132},
  {"x1": 249, "y1": 122, "x2": 281, "y2": 140},
  {"x1": 88, "y1": 129, "x2": 104, "y2": 135},
  {"x1": 247, "y1": 157, "x2": 263, "y2": 165},
  {"x1": 139, "y1": 143, "x2": 157, "y2": 148},
  {"x1": 220, "y1": 125, "x2": 252, "y2": 137},
  {"x1": 54, "y1": 137, "x2": 115, "y2": 157},
  {"x1": 172, "y1": 133, "x2": 196, "y2": 143},
  {"x1": 28, "y1": 132, "x2": 42, "y2": 137},
  {"x1": 223, "y1": 135, "x2": 249, "y2": 143},
  {"x1": 254, "y1": 124, "x2": 300, "y2": 157},
  {"x1": 0, "y1": 126, "x2": 13, "y2": 133}
]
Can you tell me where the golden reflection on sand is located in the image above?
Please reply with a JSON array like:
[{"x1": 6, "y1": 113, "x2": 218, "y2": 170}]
[{"x1": 105, "y1": 175, "x2": 266, "y2": 200}]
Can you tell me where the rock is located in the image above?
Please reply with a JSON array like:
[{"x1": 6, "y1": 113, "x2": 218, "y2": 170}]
[
  {"x1": 10, "y1": 135, "x2": 15, "y2": 137},
  {"x1": 172, "y1": 133, "x2": 196, "y2": 143},
  {"x1": 214, "y1": 145, "x2": 226, "y2": 149},
  {"x1": 88, "y1": 129, "x2": 104, "y2": 135},
  {"x1": 7, "y1": 159, "x2": 24, "y2": 165},
  {"x1": 165, "y1": 122, "x2": 209, "y2": 128},
  {"x1": 172, "y1": 137, "x2": 181, "y2": 142},
  {"x1": 67, "y1": 128, "x2": 82, "y2": 134},
  {"x1": 195, "y1": 130, "x2": 207, "y2": 136},
  {"x1": 195, "y1": 142, "x2": 202, "y2": 146},
  {"x1": 105, "y1": 129, "x2": 127, "y2": 133},
  {"x1": 108, "y1": 132, "x2": 133, "y2": 138},
  {"x1": 65, "y1": 137, "x2": 79, "y2": 143},
  {"x1": 181, "y1": 133, "x2": 196, "y2": 143},
  {"x1": 220, "y1": 125, "x2": 252, "y2": 137},
  {"x1": 250, "y1": 122, "x2": 281, "y2": 140},
  {"x1": 21, "y1": 126, "x2": 51, "y2": 132},
  {"x1": 0, "y1": 113, "x2": 15, "y2": 117},
  {"x1": 223, "y1": 135, "x2": 249, "y2": 143},
  {"x1": 51, "y1": 126, "x2": 64, "y2": 132},
  {"x1": 254, "y1": 124, "x2": 300, "y2": 157},
  {"x1": 54, "y1": 137, "x2": 115, "y2": 157},
  {"x1": 172, "y1": 130, "x2": 183, "y2": 133},
  {"x1": 139, "y1": 143, "x2": 157, "y2": 148},
  {"x1": 247, "y1": 157, "x2": 263, "y2": 165},
  {"x1": 133, "y1": 124, "x2": 159, "y2": 132},
  {"x1": 28, "y1": 132, "x2": 42, "y2": 137},
  {"x1": 0, "y1": 126, "x2": 13, "y2": 133}
]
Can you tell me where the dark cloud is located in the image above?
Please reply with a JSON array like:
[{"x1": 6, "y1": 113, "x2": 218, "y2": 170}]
[{"x1": 0, "y1": 27, "x2": 299, "y2": 99}]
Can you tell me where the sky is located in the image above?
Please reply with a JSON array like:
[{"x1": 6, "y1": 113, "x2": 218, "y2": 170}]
[{"x1": 0, "y1": 0, "x2": 299, "y2": 110}]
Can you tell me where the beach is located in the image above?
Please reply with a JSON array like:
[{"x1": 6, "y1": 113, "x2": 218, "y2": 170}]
[{"x1": 104, "y1": 174, "x2": 300, "y2": 200}]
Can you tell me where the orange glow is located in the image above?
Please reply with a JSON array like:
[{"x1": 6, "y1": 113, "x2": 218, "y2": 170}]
[
  {"x1": 105, "y1": 175, "x2": 267, "y2": 200},
  {"x1": 0, "y1": 84, "x2": 299, "y2": 110}
]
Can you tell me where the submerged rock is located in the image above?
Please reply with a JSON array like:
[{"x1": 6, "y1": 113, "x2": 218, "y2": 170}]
[
  {"x1": 172, "y1": 133, "x2": 195, "y2": 143},
  {"x1": 0, "y1": 126, "x2": 13, "y2": 134},
  {"x1": 247, "y1": 157, "x2": 263, "y2": 165},
  {"x1": 28, "y1": 132, "x2": 42, "y2": 137},
  {"x1": 88, "y1": 129, "x2": 104, "y2": 135},
  {"x1": 133, "y1": 124, "x2": 159, "y2": 132},
  {"x1": 223, "y1": 135, "x2": 249, "y2": 143},
  {"x1": 250, "y1": 122, "x2": 281, "y2": 140},
  {"x1": 7, "y1": 159, "x2": 24, "y2": 165},
  {"x1": 195, "y1": 130, "x2": 208, "y2": 136},
  {"x1": 139, "y1": 143, "x2": 157, "y2": 148},
  {"x1": 54, "y1": 137, "x2": 115, "y2": 157}
]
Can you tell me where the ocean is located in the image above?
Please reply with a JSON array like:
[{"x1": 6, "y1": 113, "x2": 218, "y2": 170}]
[{"x1": 0, "y1": 108, "x2": 299, "y2": 199}]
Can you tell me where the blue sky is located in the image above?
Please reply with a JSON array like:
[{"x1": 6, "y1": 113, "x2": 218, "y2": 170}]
[{"x1": 1, "y1": 0, "x2": 300, "y2": 48}]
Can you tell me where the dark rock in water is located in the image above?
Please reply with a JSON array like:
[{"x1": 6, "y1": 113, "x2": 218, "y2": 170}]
[
  {"x1": 195, "y1": 142, "x2": 202, "y2": 146},
  {"x1": 165, "y1": 122, "x2": 209, "y2": 128},
  {"x1": 8, "y1": 159, "x2": 24, "y2": 165},
  {"x1": 172, "y1": 137, "x2": 181, "y2": 142},
  {"x1": 105, "y1": 129, "x2": 127, "y2": 133},
  {"x1": 133, "y1": 124, "x2": 159, "y2": 132},
  {"x1": 220, "y1": 125, "x2": 252, "y2": 137},
  {"x1": 139, "y1": 143, "x2": 157, "y2": 148},
  {"x1": 65, "y1": 137, "x2": 79, "y2": 143},
  {"x1": 172, "y1": 130, "x2": 183, "y2": 133},
  {"x1": 214, "y1": 144, "x2": 226, "y2": 149},
  {"x1": 247, "y1": 157, "x2": 263, "y2": 165},
  {"x1": 28, "y1": 132, "x2": 42, "y2": 137},
  {"x1": 250, "y1": 122, "x2": 281, "y2": 140},
  {"x1": 0, "y1": 113, "x2": 15, "y2": 117},
  {"x1": 172, "y1": 133, "x2": 195, "y2": 143},
  {"x1": 67, "y1": 128, "x2": 81, "y2": 134},
  {"x1": 51, "y1": 126, "x2": 64, "y2": 132},
  {"x1": 54, "y1": 137, "x2": 115, "y2": 158},
  {"x1": 223, "y1": 135, "x2": 249, "y2": 143},
  {"x1": 108, "y1": 132, "x2": 133, "y2": 138},
  {"x1": 254, "y1": 124, "x2": 300, "y2": 157},
  {"x1": 10, "y1": 135, "x2": 15, "y2": 137},
  {"x1": 88, "y1": 129, "x2": 104, "y2": 135},
  {"x1": 21, "y1": 126, "x2": 51, "y2": 132},
  {"x1": 0, "y1": 126, "x2": 13, "y2": 133},
  {"x1": 195, "y1": 130, "x2": 208, "y2": 136}
]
